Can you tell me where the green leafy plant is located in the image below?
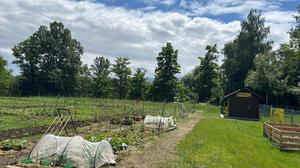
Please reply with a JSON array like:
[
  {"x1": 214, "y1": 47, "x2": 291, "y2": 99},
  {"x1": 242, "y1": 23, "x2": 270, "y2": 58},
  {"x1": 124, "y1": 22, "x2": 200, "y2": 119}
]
[
  {"x1": 87, "y1": 133, "x2": 129, "y2": 151},
  {"x1": 110, "y1": 137, "x2": 129, "y2": 151},
  {"x1": 40, "y1": 159, "x2": 53, "y2": 166},
  {"x1": 1, "y1": 138, "x2": 27, "y2": 151},
  {"x1": 21, "y1": 158, "x2": 32, "y2": 164},
  {"x1": 86, "y1": 134, "x2": 106, "y2": 142},
  {"x1": 64, "y1": 162, "x2": 75, "y2": 168}
]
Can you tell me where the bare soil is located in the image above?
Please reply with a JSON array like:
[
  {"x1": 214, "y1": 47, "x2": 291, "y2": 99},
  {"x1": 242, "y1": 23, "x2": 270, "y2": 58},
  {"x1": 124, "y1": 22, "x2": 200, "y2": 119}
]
[
  {"x1": 0, "y1": 120, "x2": 139, "y2": 167},
  {"x1": 0, "y1": 113, "x2": 201, "y2": 168},
  {"x1": 0, "y1": 114, "x2": 139, "y2": 141},
  {"x1": 0, "y1": 120, "x2": 91, "y2": 141},
  {"x1": 117, "y1": 113, "x2": 202, "y2": 168}
]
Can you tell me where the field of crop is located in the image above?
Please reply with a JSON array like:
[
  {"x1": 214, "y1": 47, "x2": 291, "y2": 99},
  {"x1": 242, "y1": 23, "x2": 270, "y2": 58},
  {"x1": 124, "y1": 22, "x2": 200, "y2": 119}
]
[
  {"x1": 0, "y1": 96, "x2": 197, "y2": 131},
  {"x1": 0, "y1": 96, "x2": 202, "y2": 166}
]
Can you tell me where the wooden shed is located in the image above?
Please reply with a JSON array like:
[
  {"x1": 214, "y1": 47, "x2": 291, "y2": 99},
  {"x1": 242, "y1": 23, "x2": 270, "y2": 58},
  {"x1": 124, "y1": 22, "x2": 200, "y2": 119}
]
[{"x1": 224, "y1": 87, "x2": 263, "y2": 120}]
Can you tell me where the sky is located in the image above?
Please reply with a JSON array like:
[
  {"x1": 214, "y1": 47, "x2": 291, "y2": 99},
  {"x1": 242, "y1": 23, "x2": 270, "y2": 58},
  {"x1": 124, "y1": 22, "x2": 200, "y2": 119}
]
[{"x1": 0, "y1": 0, "x2": 299, "y2": 77}]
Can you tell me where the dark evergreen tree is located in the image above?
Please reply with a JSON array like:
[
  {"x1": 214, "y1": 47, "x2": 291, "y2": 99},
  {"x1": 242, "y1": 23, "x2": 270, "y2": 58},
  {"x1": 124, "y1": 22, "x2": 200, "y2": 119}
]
[
  {"x1": 129, "y1": 68, "x2": 147, "y2": 100},
  {"x1": 78, "y1": 64, "x2": 93, "y2": 97},
  {"x1": 194, "y1": 44, "x2": 219, "y2": 102},
  {"x1": 152, "y1": 42, "x2": 180, "y2": 102},
  {"x1": 91, "y1": 56, "x2": 111, "y2": 98},
  {"x1": 111, "y1": 57, "x2": 131, "y2": 99}
]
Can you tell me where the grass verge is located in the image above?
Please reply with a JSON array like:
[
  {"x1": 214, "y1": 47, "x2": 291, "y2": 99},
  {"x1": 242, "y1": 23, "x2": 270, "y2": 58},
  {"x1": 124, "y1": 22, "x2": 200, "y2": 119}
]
[{"x1": 167, "y1": 118, "x2": 300, "y2": 168}]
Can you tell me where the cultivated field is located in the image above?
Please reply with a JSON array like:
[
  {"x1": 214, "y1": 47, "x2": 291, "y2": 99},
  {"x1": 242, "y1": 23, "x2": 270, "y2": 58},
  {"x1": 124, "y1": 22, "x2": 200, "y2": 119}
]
[
  {"x1": 0, "y1": 96, "x2": 197, "y2": 130},
  {"x1": 0, "y1": 96, "x2": 200, "y2": 166}
]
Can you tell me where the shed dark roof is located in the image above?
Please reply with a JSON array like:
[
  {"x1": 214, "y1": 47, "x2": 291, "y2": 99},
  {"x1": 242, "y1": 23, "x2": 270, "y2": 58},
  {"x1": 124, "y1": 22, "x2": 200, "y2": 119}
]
[{"x1": 224, "y1": 87, "x2": 264, "y2": 100}]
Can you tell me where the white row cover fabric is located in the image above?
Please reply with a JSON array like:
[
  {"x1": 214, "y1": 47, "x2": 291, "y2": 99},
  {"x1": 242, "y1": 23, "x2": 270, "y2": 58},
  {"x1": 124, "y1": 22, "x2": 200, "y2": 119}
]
[
  {"x1": 29, "y1": 134, "x2": 116, "y2": 168},
  {"x1": 143, "y1": 115, "x2": 176, "y2": 128}
]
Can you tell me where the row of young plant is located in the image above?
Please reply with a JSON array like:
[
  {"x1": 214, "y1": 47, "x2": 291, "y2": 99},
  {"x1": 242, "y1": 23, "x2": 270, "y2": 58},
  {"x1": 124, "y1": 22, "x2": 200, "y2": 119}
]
[
  {"x1": 0, "y1": 96, "x2": 194, "y2": 115},
  {"x1": 0, "y1": 100, "x2": 196, "y2": 167},
  {"x1": 1, "y1": 125, "x2": 160, "y2": 167}
]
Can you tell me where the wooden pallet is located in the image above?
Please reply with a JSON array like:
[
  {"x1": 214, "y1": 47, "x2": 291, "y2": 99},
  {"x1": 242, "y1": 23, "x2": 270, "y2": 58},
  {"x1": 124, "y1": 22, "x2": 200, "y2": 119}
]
[
  {"x1": 44, "y1": 108, "x2": 78, "y2": 136},
  {"x1": 263, "y1": 122, "x2": 300, "y2": 151}
]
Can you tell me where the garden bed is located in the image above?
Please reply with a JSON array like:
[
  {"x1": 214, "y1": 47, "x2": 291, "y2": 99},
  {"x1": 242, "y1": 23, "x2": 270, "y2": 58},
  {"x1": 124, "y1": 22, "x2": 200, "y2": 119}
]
[{"x1": 263, "y1": 122, "x2": 300, "y2": 151}]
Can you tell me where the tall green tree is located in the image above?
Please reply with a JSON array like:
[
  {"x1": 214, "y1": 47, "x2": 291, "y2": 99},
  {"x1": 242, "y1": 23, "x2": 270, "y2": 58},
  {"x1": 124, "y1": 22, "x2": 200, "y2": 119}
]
[
  {"x1": 181, "y1": 71, "x2": 195, "y2": 90},
  {"x1": 0, "y1": 55, "x2": 13, "y2": 95},
  {"x1": 245, "y1": 52, "x2": 286, "y2": 104},
  {"x1": 277, "y1": 5, "x2": 300, "y2": 104},
  {"x1": 111, "y1": 57, "x2": 131, "y2": 99},
  {"x1": 78, "y1": 64, "x2": 93, "y2": 97},
  {"x1": 175, "y1": 81, "x2": 194, "y2": 102},
  {"x1": 222, "y1": 9, "x2": 272, "y2": 94},
  {"x1": 194, "y1": 44, "x2": 220, "y2": 102},
  {"x1": 152, "y1": 42, "x2": 180, "y2": 102},
  {"x1": 12, "y1": 21, "x2": 83, "y2": 95},
  {"x1": 91, "y1": 56, "x2": 111, "y2": 98},
  {"x1": 209, "y1": 71, "x2": 224, "y2": 105},
  {"x1": 129, "y1": 68, "x2": 147, "y2": 100}
]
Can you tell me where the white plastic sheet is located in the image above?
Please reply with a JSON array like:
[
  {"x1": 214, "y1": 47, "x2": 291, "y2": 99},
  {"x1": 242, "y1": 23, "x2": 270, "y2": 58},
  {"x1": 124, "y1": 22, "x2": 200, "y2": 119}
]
[
  {"x1": 29, "y1": 134, "x2": 116, "y2": 167},
  {"x1": 143, "y1": 115, "x2": 176, "y2": 129}
]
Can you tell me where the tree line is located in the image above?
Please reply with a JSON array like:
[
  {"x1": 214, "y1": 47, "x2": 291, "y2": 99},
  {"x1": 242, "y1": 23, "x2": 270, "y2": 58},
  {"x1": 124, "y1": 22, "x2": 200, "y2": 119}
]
[
  {"x1": 182, "y1": 7, "x2": 300, "y2": 105},
  {"x1": 0, "y1": 21, "x2": 182, "y2": 102},
  {"x1": 0, "y1": 6, "x2": 300, "y2": 105}
]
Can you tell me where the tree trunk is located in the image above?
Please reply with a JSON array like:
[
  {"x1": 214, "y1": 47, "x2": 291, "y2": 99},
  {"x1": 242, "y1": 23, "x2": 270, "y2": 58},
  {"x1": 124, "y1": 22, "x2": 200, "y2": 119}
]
[{"x1": 266, "y1": 92, "x2": 269, "y2": 105}]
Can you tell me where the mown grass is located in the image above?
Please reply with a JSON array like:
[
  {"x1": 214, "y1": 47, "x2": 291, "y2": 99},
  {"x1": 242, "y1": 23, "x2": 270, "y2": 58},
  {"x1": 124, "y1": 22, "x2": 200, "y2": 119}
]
[
  {"x1": 197, "y1": 103, "x2": 220, "y2": 117},
  {"x1": 166, "y1": 105, "x2": 300, "y2": 168}
]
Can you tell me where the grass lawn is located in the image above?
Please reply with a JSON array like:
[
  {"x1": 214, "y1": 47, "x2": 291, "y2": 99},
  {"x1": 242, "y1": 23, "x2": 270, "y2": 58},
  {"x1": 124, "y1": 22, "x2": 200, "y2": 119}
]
[
  {"x1": 166, "y1": 105, "x2": 300, "y2": 168},
  {"x1": 175, "y1": 118, "x2": 300, "y2": 167}
]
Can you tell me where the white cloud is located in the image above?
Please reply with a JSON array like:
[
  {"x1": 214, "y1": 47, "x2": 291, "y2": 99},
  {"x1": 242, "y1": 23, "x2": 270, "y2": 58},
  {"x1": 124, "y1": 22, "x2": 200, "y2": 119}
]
[
  {"x1": 140, "y1": 6, "x2": 156, "y2": 12},
  {"x1": 262, "y1": 10, "x2": 296, "y2": 49},
  {"x1": 0, "y1": 0, "x2": 296, "y2": 77},
  {"x1": 161, "y1": 0, "x2": 177, "y2": 6},
  {"x1": 180, "y1": 0, "x2": 280, "y2": 16},
  {"x1": 143, "y1": 0, "x2": 177, "y2": 6},
  {"x1": 264, "y1": 10, "x2": 296, "y2": 24}
]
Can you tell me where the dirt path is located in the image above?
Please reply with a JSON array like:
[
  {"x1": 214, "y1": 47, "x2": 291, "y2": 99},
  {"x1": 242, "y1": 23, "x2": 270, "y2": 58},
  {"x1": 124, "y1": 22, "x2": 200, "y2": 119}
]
[{"x1": 117, "y1": 113, "x2": 202, "y2": 168}]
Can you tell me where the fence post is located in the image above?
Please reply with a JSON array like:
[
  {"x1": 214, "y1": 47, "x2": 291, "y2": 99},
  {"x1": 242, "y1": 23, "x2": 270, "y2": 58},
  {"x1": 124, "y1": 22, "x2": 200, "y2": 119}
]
[
  {"x1": 279, "y1": 131, "x2": 283, "y2": 151},
  {"x1": 269, "y1": 126, "x2": 272, "y2": 141},
  {"x1": 270, "y1": 105, "x2": 273, "y2": 121}
]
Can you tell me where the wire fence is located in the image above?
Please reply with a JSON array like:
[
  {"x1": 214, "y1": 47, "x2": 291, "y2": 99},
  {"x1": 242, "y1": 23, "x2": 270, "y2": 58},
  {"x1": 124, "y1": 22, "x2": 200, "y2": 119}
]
[
  {"x1": 259, "y1": 104, "x2": 300, "y2": 124},
  {"x1": 0, "y1": 96, "x2": 197, "y2": 140}
]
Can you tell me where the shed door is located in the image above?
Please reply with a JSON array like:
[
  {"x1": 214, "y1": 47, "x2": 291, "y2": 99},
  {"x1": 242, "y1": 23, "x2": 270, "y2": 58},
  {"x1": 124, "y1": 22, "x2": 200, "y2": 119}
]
[{"x1": 229, "y1": 96, "x2": 259, "y2": 119}]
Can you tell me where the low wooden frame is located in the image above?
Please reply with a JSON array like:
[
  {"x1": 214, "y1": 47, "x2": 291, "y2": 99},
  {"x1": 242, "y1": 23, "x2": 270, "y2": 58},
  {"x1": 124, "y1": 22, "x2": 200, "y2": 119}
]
[{"x1": 263, "y1": 122, "x2": 300, "y2": 151}]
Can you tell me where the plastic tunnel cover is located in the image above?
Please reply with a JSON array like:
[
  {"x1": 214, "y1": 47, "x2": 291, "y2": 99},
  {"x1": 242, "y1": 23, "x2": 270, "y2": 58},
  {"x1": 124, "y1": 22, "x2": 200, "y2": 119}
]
[
  {"x1": 143, "y1": 115, "x2": 176, "y2": 128},
  {"x1": 94, "y1": 140, "x2": 116, "y2": 167},
  {"x1": 29, "y1": 134, "x2": 116, "y2": 167}
]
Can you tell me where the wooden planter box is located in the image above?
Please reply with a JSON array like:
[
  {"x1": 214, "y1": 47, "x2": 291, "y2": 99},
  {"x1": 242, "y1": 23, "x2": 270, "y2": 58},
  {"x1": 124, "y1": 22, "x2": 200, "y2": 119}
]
[{"x1": 263, "y1": 122, "x2": 300, "y2": 151}]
